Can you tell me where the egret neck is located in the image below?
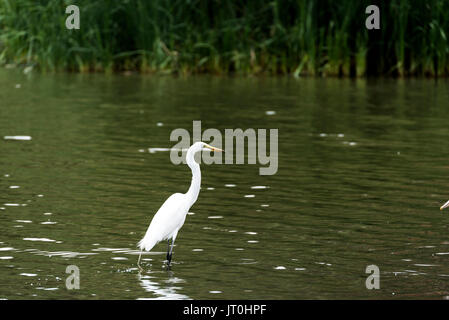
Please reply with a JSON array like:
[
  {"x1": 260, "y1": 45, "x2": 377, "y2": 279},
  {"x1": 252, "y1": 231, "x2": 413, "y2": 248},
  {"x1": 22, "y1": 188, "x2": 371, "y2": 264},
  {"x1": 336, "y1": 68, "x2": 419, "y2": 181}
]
[{"x1": 186, "y1": 147, "x2": 201, "y2": 207}]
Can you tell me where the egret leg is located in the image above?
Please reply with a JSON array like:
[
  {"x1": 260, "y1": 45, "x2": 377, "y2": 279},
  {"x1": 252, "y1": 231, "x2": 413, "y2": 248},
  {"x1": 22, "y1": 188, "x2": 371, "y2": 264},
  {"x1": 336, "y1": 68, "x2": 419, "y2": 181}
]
[
  {"x1": 168, "y1": 240, "x2": 175, "y2": 265},
  {"x1": 137, "y1": 249, "x2": 143, "y2": 271},
  {"x1": 167, "y1": 230, "x2": 179, "y2": 267},
  {"x1": 166, "y1": 239, "x2": 172, "y2": 262}
]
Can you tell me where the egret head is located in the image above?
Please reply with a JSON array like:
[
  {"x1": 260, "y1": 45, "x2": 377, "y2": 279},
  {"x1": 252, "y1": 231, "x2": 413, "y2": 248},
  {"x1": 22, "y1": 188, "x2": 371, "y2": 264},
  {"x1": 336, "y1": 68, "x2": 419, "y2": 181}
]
[
  {"x1": 186, "y1": 142, "x2": 223, "y2": 167},
  {"x1": 190, "y1": 141, "x2": 224, "y2": 153},
  {"x1": 441, "y1": 200, "x2": 449, "y2": 210}
]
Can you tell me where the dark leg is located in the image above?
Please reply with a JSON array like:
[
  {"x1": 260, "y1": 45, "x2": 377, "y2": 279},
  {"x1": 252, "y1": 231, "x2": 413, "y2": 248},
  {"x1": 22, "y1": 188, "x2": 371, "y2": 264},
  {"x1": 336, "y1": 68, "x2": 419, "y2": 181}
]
[
  {"x1": 166, "y1": 239, "x2": 171, "y2": 262},
  {"x1": 167, "y1": 239, "x2": 175, "y2": 266}
]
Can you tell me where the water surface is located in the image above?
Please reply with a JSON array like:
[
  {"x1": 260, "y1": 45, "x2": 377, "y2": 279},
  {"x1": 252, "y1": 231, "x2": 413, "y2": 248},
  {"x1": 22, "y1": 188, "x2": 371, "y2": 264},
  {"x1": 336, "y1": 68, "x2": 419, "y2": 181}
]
[{"x1": 1, "y1": 70, "x2": 449, "y2": 299}]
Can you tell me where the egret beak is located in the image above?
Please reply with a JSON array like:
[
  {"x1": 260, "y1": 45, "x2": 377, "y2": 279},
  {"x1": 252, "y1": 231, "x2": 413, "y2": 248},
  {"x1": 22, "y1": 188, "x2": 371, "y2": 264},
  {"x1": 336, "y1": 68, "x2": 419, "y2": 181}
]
[
  {"x1": 204, "y1": 144, "x2": 224, "y2": 152},
  {"x1": 440, "y1": 200, "x2": 449, "y2": 210}
]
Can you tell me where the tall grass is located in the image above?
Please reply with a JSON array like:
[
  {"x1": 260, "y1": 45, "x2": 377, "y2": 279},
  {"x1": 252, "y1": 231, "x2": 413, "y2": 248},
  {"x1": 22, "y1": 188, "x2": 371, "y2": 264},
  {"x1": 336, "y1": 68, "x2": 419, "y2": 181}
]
[{"x1": 0, "y1": 0, "x2": 448, "y2": 76}]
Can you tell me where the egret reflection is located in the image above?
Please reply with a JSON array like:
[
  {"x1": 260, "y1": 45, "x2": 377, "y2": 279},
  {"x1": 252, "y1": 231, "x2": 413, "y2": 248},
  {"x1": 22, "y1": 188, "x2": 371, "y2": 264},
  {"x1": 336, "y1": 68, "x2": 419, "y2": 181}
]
[{"x1": 137, "y1": 271, "x2": 190, "y2": 300}]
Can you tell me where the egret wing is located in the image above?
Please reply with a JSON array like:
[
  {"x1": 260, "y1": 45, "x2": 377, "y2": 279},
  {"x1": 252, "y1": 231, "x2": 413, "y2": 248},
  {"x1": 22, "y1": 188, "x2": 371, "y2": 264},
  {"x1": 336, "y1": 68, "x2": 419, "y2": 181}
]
[{"x1": 138, "y1": 193, "x2": 188, "y2": 251}]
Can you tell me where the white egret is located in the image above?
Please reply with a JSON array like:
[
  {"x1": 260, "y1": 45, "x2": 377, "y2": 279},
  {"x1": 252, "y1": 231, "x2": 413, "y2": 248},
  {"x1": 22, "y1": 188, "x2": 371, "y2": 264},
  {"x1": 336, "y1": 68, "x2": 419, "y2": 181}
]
[
  {"x1": 441, "y1": 200, "x2": 449, "y2": 210},
  {"x1": 137, "y1": 141, "x2": 223, "y2": 268}
]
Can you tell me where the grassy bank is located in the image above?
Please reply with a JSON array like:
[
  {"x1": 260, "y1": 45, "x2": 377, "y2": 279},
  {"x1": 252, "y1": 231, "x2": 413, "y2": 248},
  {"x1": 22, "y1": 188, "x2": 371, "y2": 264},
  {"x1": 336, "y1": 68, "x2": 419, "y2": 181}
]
[{"x1": 1, "y1": 0, "x2": 448, "y2": 76}]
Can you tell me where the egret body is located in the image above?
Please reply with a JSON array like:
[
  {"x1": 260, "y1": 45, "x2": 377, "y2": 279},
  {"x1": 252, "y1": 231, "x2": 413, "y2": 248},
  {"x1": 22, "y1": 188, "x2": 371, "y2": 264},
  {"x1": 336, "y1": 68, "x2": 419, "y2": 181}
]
[
  {"x1": 137, "y1": 142, "x2": 223, "y2": 268},
  {"x1": 441, "y1": 200, "x2": 449, "y2": 210}
]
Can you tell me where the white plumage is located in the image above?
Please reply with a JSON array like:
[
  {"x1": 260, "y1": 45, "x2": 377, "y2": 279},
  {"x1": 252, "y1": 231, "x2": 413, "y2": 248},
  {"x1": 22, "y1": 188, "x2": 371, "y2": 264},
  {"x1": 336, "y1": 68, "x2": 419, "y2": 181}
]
[
  {"x1": 138, "y1": 193, "x2": 187, "y2": 251},
  {"x1": 137, "y1": 141, "x2": 223, "y2": 268}
]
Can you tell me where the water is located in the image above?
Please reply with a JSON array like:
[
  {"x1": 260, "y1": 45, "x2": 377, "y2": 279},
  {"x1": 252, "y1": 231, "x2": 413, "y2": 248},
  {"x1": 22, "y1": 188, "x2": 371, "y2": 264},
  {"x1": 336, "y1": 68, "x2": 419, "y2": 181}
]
[{"x1": 1, "y1": 69, "x2": 449, "y2": 299}]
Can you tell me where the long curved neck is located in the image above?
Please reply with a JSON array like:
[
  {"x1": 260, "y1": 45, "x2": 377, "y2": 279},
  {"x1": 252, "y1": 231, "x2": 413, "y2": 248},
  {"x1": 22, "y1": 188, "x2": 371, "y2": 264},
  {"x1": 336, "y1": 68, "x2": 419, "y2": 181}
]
[{"x1": 186, "y1": 149, "x2": 201, "y2": 207}]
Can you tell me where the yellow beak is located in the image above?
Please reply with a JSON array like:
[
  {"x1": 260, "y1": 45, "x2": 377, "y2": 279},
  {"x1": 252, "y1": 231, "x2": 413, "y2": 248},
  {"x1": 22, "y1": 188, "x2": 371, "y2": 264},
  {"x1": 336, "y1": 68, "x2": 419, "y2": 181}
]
[
  {"x1": 440, "y1": 200, "x2": 449, "y2": 210},
  {"x1": 204, "y1": 144, "x2": 224, "y2": 152}
]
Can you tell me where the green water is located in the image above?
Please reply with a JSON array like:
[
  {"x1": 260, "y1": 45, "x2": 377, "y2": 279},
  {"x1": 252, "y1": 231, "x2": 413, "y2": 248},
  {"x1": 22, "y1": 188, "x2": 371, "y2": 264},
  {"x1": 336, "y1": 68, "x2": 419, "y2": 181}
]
[{"x1": 1, "y1": 70, "x2": 449, "y2": 299}]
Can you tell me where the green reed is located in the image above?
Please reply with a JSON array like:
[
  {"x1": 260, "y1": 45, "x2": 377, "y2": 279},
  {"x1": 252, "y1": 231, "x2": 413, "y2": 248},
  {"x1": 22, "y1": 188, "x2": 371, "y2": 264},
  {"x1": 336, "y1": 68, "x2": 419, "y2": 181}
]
[{"x1": 0, "y1": 0, "x2": 448, "y2": 76}]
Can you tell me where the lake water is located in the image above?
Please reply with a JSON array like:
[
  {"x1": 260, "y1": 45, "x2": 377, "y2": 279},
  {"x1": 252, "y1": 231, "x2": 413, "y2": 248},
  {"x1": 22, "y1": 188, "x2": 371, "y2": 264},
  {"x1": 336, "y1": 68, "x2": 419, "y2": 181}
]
[{"x1": 1, "y1": 69, "x2": 449, "y2": 299}]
